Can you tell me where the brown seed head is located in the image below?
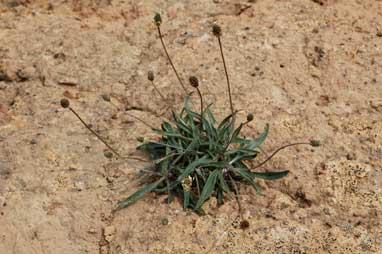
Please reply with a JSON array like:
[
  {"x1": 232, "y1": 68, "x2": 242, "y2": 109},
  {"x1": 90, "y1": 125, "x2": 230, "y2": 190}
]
[
  {"x1": 212, "y1": 24, "x2": 222, "y2": 37},
  {"x1": 246, "y1": 113, "x2": 254, "y2": 122},
  {"x1": 310, "y1": 140, "x2": 321, "y2": 147},
  {"x1": 147, "y1": 70, "x2": 155, "y2": 81},
  {"x1": 189, "y1": 76, "x2": 199, "y2": 88},
  {"x1": 104, "y1": 151, "x2": 113, "y2": 158},
  {"x1": 60, "y1": 98, "x2": 70, "y2": 108},
  {"x1": 240, "y1": 219, "x2": 250, "y2": 229},
  {"x1": 154, "y1": 13, "x2": 162, "y2": 26}
]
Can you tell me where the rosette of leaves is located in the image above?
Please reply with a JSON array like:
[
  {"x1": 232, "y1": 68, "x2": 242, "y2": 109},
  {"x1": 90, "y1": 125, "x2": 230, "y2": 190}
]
[
  {"x1": 60, "y1": 13, "x2": 320, "y2": 217},
  {"x1": 117, "y1": 96, "x2": 288, "y2": 214}
]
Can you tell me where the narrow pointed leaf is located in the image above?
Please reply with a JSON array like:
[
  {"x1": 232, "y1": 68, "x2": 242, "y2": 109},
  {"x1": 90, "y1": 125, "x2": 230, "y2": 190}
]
[
  {"x1": 195, "y1": 169, "x2": 219, "y2": 209},
  {"x1": 118, "y1": 177, "x2": 165, "y2": 209},
  {"x1": 246, "y1": 124, "x2": 269, "y2": 150},
  {"x1": 183, "y1": 191, "x2": 190, "y2": 209},
  {"x1": 232, "y1": 167, "x2": 262, "y2": 194},
  {"x1": 250, "y1": 170, "x2": 289, "y2": 180}
]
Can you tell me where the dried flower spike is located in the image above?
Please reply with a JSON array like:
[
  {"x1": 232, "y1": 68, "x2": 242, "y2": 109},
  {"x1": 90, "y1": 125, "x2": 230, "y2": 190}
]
[
  {"x1": 104, "y1": 151, "x2": 113, "y2": 158},
  {"x1": 310, "y1": 140, "x2": 321, "y2": 147},
  {"x1": 60, "y1": 98, "x2": 70, "y2": 108},
  {"x1": 240, "y1": 219, "x2": 250, "y2": 229},
  {"x1": 154, "y1": 13, "x2": 162, "y2": 26},
  {"x1": 189, "y1": 76, "x2": 203, "y2": 113},
  {"x1": 212, "y1": 24, "x2": 222, "y2": 37},
  {"x1": 147, "y1": 70, "x2": 155, "y2": 81},
  {"x1": 189, "y1": 76, "x2": 199, "y2": 88},
  {"x1": 246, "y1": 113, "x2": 254, "y2": 122}
]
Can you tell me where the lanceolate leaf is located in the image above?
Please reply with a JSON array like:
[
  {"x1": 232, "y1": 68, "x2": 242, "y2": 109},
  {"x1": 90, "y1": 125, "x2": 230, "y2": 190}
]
[
  {"x1": 232, "y1": 167, "x2": 262, "y2": 194},
  {"x1": 183, "y1": 191, "x2": 190, "y2": 209},
  {"x1": 250, "y1": 170, "x2": 289, "y2": 180},
  {"x1": 195, "y1": 169, "x2": 219, "y2": 209},
  {"x1": 118, "y1": 177, "x2": 165, "y2": 209},
  {"x1": 245, "y1": 123, "x2": 269, "y2": 150}
]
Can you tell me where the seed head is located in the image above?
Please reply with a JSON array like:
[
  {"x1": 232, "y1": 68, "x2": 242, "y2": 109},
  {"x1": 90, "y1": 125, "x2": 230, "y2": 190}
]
[
  {"x1": 104, "y1": 151, "x2": 113, "y2": 158},
  {"x1": 212, "y1": 24, "x2": 222, "y2": 37},
  {"x1": 147, "y1": 70, "x2": 155, "y2": 81},
  {"x1": 189, "y1": 76, "x2": 199, "y2": 88},
  {"x1": 310, "y1": 140, "x2": 321, "y2": 147},
  {"x1": 240, "y1": 219, "x2": 250, "y2": 229},
  {"x1": 101, "y1": 93, "x2": 110, "y2": 102},
  {"x1": 246, "y1": 113, "x2": 254, "y2": 122},
  {"x1": 60, "y1": 98, "x2": 70, "y2": 108},
  {"x1": 181, "y1": 176, "x2": 193, "y2": 192},
  {"x1": 154, "y1": 13, "x2": 162, "y2": 26}
]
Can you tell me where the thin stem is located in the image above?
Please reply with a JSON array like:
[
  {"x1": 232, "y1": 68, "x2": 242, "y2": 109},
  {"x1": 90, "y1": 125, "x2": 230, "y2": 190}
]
[
  {"x1": 157, "y1": 26, "x2": 188, "y2": 94},
  {"x1": 68, "y1": 107, "x2": 149, "y2": 162},
  {"x1": 150, "y1": 80, "x2": 167, "y2": 103},
  {"x1": 108, "y1": 100, "x2": 155, "y2": 129},
  {"x1": 252, "y1": 142, "x2": 311, "y2": 170},
  {"x1": 196, "y1": 87, "x2": 204, "y2": 115},
  {"x1": 217, "y1": 36, "x2": 234, "y2": 115},
  {"x1": 150, "y1": 80, "x2": 175, "y2": 112},
  {"x1": 165, "y1": 176, "x2": 171, "y2": 205},
  {"x1": 69, "y1": 107, "x2": 123, "y2": 158},
  {"x1": 228, "y1": 174, "x2": 243, "y2": 220}
]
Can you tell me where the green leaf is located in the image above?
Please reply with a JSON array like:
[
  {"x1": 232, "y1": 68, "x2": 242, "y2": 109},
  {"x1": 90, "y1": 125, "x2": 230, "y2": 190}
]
[
  {"x1": 195, "y1": 169, "x2": 219, "y2": 209},
  {"x1": 183, "y1": 191, "x2": 190, "y2": 209},
  {"x1": 217, "y1": 171, "x2": 232, "y2": 198},
  {"x1": 137, "y1": 142, "x2": 166, "y2": 160},
  {"x1": 245, "y1": 124, "x2": 269, "y2": 150},
  {"x1": 232, "y1": 167, "x2": 262, "y2": 194},
  {"x1": 177, "y1": 156, "x2": 210, "y2": 179},
  {"x1": 204, "y1": 105, "x2": 216, "y2": 126},
  {"x1": 226, "y1": 148, "x2": 258, "y2": 164},
  {"x1": 250, "y1": 170, "x2": 289, "y2": 180},
  {"x1": 156, "y1": 156, "x2": 211, "y2": 192},
  {"x1": 172, "y1": 111, "x2": 192, "y2": 136},
  {"x1": 153, "y1": 128, "x2": 192, "y2": 141},
  {"x1": 118, "y1": 177, "x2": 165, "y2": 209},
  {"x1": 216, "y1": 188, "x2": 224, "y2": 205},
  {"x1": 230, "y1": 123, "x2": 243, "y2": 143},
  {"x1": 218, "y1": 111, "x2": 237, "y2": 130}
]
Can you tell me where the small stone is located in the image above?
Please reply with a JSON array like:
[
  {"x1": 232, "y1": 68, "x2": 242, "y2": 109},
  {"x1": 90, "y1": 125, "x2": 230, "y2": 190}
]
[
  {"x1": 104, "y1": 226, "x2": 116, "y2": 243},
  {"x1": 101, "y1": 94, "x2": 110, "y2": 102},
  {"x1": 0, "y1": 196, "x2": 5, "y2": 207},
  {"x1": 87, "y1": 226, "x2": 97, "y2": 234},
  {"x1": 161, "y1": 217, "x2": 169, "y2": 225},
  {"x1": 74, "y1": 181, "x2": 85, "y2": 191},
  {"x1": 346, "y1": 152, "x2": 356, "y2": 160}
]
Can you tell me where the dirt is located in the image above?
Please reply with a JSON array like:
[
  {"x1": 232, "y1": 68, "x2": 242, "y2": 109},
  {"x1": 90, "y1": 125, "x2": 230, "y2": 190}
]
[{"x1": 0, "y1": 0, "x2": 381, "y2": 253}]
